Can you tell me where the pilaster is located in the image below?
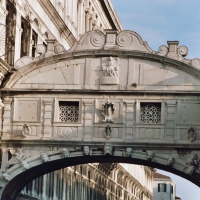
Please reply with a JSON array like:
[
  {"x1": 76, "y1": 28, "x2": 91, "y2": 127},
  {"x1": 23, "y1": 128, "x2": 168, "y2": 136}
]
[
  {"x1": 42, "y1": 99, "x2": 53, "y2": 139},
  {"x1": 2, "y1": 97, "x2": 13, "y2": 139},
  {"x1": 125, "y1": 100, "x2": 135, "y2": 142},
  {"x1": 165, "y1": 100, "x2": 177, "y2": 140},
  {"x1": 83, "y1": 100, "x2": 94, "y2": 141}
]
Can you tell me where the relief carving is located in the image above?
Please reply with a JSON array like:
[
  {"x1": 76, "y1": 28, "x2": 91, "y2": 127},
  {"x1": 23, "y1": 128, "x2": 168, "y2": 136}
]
[
  {"x1": 146, "y1": 151, "x2": 154, "y2": 162},
  {"x1": 7, "y1": 148, "x2": 29, "y2": 170},
  {"x1": 22, "y1": 124, "x2": 31, "y2": 136},
  {"x1": 83, "y1": 146, "x2": 90, "y2": 156},
  {"x1": 125, "y1": 148, "x2": 133, "y2": 157},
  {"x1": 102, "y1": 102, "x2": 115, "y2": 123},
  {"x1": 104, "y1": 125, "x2": 113, "y2": 139},
  {"x1": 184, "y1": 154, "x2": 200, "y2": 175},
  {"x1": 60, "y1": 148, "x2": 70, "y2": 158},
  {"x1": 187, "y1": 127, "x2": 196, "y2": 142},
  {"x1": 167, "y1": 157, "x2": 175, "y2": 167},
  {"x1": 100, "y1": 57, "x2": 119, "y2": 85},
  {"x1": 40, "y1": 153, "x2": 49, "y2": 163},
  {"x1": 104, "y1": 144, "x2": 113, "y2": 156}
]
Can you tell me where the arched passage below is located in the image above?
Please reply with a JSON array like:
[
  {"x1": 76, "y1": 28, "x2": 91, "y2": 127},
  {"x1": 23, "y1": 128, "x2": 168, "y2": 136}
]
[{"x1": 1, "y1": 155, "x2": 200, "y2": 200}]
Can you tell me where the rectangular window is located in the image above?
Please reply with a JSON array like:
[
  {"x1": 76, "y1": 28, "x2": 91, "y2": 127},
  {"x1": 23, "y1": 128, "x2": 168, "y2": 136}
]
[
  {"x1": 158, "y1": 183, "x2": 166, "y2": 192},
  {"x1": 171, "y1": 185, "x2": 173, "y2": 194},
  {"x1": 140, "y1": 103, "x2": 161, "y2": 123},
  {"x1": 21, "y1": 17, "x2": 31, "y2": 57},
  {"x1": 59, "y1": 101, "x2": 79, "y2": 122}
]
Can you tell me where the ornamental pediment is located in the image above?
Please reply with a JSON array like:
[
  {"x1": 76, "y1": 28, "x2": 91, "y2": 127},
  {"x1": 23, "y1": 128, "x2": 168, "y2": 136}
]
[{"x1": 2, "y1": 30, "x2": 200, "y2": 90}]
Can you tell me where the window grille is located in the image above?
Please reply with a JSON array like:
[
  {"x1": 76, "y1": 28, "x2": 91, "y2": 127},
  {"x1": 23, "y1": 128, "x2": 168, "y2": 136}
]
[
  {"x1": 59, "y1": 101, "x2": 79, "y2": 122},
  {"x1": 140, "y1": 103, "x2": 161, "y2": 123}
]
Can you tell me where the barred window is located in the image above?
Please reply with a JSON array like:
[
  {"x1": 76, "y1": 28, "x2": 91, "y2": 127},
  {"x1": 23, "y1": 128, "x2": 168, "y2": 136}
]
[
  {"x1": 59, "y1": 101, "x2": 79, "y2": 122},
  {"x1": 140, "y1": 103, "x2": 161, "y2": 123}
]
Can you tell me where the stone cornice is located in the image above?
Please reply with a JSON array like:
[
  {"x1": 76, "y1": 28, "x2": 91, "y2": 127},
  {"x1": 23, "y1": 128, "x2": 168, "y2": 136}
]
[
  {"x1": 0, "y1": 58, "x2": 11, "y2": 74},
  {"x1": 37, "y1": 0, "x2": 76, "y2": 47}
]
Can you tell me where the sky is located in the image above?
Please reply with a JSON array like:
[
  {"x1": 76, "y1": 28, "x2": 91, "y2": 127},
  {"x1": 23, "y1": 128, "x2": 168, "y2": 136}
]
[
  {"x1": 111, "y1": 1, "x2": 200, "y2": 199},
  {"x1": 111, "y1": 0, "x2": 200, "y2": 59}
]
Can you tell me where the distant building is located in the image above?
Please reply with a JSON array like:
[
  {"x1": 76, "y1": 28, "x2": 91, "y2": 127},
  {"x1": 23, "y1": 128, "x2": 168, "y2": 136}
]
[{"x1": 153, "y1": 172, "x2": 176, "y2": 200}]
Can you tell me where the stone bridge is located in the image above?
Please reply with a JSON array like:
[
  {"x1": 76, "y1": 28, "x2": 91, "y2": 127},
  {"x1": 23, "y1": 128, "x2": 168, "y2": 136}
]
[{"x1": 1, "y1": 29, "x2": 200, "y2": 199}]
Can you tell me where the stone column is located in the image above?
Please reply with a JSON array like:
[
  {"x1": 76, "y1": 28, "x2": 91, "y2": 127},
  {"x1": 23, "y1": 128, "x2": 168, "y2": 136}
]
[
  {"x1": 165, "y1": 100, "x2": 177, "y2": 140},
  {"x1": 43, "y1": 99, "x2": 53, "y2": 139},
  {"x1": 83, "y1": 100, "x2": 94, "y2": 141},
  {"x1": 78, "y1": 0, "x2": 84, "y2": 38},
  {"x1": 14, "y1": 11, "x2": 22, "y2": 62},
  {"x1": 2, "y1": 98, "x2": 12, "y2": 139},
  {"x1": 0, "y1": 99, "x2": 4, "y2": 136},
  {"x1": 125, "y1": 100, "x2": 135, "y2": 142}
]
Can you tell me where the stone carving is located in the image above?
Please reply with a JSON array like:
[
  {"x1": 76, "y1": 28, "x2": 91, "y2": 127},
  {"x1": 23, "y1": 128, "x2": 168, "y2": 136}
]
[
  {"x1": 191, "y1": 58, "x2": 200, "y2": 69},
  {"x1": 125, "y1": 148, "x2": 133, "y2": 157},
  {"x1": 178, "y1": 46, "x2": 188, "y2": 57},
  {"x1": 22, "y1": 124, "x2": 31, "y2": 136},
  {"x1": 117, "y1": 32, "x2": 132, "y2": 47},
  {"x1": 146, "y1": 151, "x2": 154, "y2": 161},
  {"x1": 102, "y1": 57, "x2": 119, "y2": 78},
  {"x1": 187, "y1": 127, "x2": 196, "y2": 142},
  {"x1": 184, "y1": 154, "x2": 200, "y2": 175},
  {"x1": 7, "y1": 148, "x2": 29, "y2": 170},
  {"x1": 90, "y1": 33, "x2": 105, "y2": 47},
  {"x1": 105, "y1": 125, "x2": 113, "y2": 139},
  {"x1": 54, "y1": 44, "x2": 66, "y2": 54},
  {"x1": 104, "y1": 144, "x2": 113, "y2": 156},
  {"x1": 102, "y1": 102, "x2": 115, "y2": 123},
  {"x1": 60, "y1": 148, "x2": 70, "y2": 158},
  {"x1": 167, "y1": 157, "x2": 175, "y2": 167},
  {"x1": 83, "y1": 146, "x2": 90, "y2": 156},
  {"x1": 100, "y1": 57, "x2": 120, "y2": 85},
  {"x1": 158, "y1": 45, "x2": 168, "y2": 56},
  {"x1": 2, "y1": 173, "x2": 12, "y2": 182},
  {"x1": 40, "y1": 153, "x2": 49, "y2": 163},
  {"x1": 14, "y1": 44, "x2": 46, "y2": 69},
  {"x1": 36, "y1": 44, "x2": 46, "y2": 54}
]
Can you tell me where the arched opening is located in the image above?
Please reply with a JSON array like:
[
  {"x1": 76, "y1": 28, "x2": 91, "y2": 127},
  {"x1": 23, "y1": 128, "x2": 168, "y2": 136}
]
[{"x1": 1, "y1": 155, "x2": 200, "y2": 200}]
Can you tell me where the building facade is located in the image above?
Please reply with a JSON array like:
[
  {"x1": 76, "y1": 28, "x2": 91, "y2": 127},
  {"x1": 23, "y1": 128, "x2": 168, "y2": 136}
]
[
  {"x1": 153, "y1": 172, "x2": 176, "y2": 200},
  {"x1": 18, "y1": 164, "x2": 153, "y2": 200}
]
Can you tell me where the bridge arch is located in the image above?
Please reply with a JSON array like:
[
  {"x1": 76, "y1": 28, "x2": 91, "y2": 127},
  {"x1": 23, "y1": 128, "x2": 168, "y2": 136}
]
[
  {"x1": 1, "y1": 143, "x2": 200, "y2": 200},
  {"x1": 1, "y1": 30, "x2": 200, "y2": 199}
]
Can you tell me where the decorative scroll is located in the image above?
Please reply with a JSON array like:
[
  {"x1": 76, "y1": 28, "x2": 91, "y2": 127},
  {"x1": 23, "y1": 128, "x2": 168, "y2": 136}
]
[
  {"x1": 59, "y1": 101, "x2": 79, "y2": 122},
  {"x1": 140, "y1": 103, "x2": 161, "y2": 123}
]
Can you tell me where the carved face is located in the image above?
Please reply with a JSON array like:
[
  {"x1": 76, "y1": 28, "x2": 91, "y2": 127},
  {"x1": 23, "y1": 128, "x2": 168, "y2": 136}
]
[
  {"x1": 61, "y1": 148, "x2": 70, "y2": 158},
  {"x1": 83, "y1": 146, "x2": 90, "y2": 156},
  {"x1": 41, "y1": 153, "x2": 49, "y2": 162},
  {"x1": 104, "y1": 144, "x2": 112, "y2": 156},
  {"x1": 167, "y1": 157, "x2": 174, "y2": 166},
  {"x1": 126, "y1": 148, "x2": 132, "y2": 157},
  {"x1": 147, "y1": 151, "x2": 154, "y2": 160},
  {"x1": 185, "y1": 166, "x2": 195, "y2": 175}
]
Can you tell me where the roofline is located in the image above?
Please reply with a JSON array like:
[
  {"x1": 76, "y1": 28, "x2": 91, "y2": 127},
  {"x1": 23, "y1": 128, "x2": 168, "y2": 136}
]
[{"x1": 99, "y1": 0, "x2": 123, "y2": 31}]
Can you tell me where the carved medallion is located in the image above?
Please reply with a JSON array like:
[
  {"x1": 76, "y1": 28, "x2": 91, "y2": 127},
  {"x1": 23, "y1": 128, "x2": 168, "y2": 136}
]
[
  {"x1": 22, "y1": 124, "x2": 31, "y2": 136},
  {"x1": 102, "y1": 102, "x2": 115, "y2": 123}
]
